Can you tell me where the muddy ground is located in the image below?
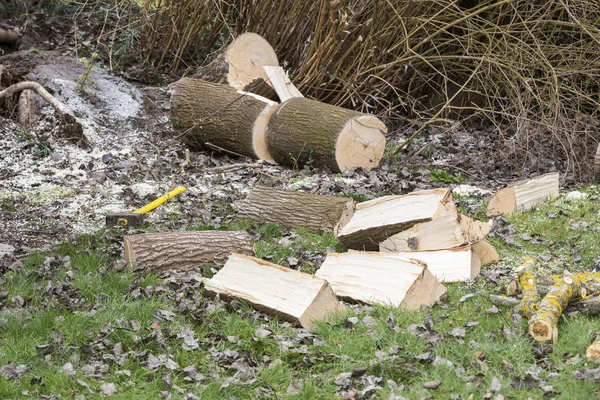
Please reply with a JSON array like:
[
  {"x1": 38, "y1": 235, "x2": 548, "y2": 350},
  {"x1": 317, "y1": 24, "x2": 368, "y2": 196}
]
[{"x1": 0, "y1": 10, "x2": 571, "y2": 255}]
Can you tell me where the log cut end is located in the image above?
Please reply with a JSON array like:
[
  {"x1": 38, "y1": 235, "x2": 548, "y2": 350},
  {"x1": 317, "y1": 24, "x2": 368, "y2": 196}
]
[
  {"x1": 472, "y1": 239, "x2": 500, "y2": 266},
  {"x1": 529, "y1": 320, "x2": 554, "y2": 342},
  {"x1": 226, "y1": 33, "x2": 279, "y2": 89},
  {"x1": 586, "y1": 340, "x2": 600, "y2": 361},
  {"x1": 403, "y1": 267, "x2": 447, "y2": 310},
  {"x1": 335, "y1": 116, "x2": 387, "y2": 172},
  {"x1": 250, "y1": 100, "x2": 278, "y2": 161}
]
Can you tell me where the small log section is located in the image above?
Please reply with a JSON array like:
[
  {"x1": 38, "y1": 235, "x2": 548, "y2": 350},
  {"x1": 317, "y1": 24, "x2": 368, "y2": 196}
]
[
  {"x1": 266, "y1": 97, "x2": 387, "y2": 172},
  {"x1": 124, "y1": 231, "x2": 254, "y2": 272},
  {"x1": 379, "y1": 212, "x2": 491, "y2": 252},
  {"x1": 471, "y1": 239, "x2": 499, "y2": 266},
  {"x1": 235, "y1": 185, "x2": 355, "y2": 232},
  {"x1": 18, "y1": 89, "x2": 39, "y2": 128},
  {"x1": 204, "y1": 253, "x2": 345, "y2": 329},
  {"x1": 529, "y1": 273, "x2": 581, "y2": 342},
  {"x1": 517, "y1": 257, "x2": 539, "y2": 319},
  {"x1": 316, "y1": 252, "x2": 446, "y2": 309},
  {"x1": 336, "y1": 188, "x2": 454, "y2": 251},
  {"x1": 488, "y1": 172, "x2": 559, "y2": 215},
  {"x1": 194, "y1": 33, "x2": 279, "y2": 91},
  {"x1": 384, "y1": 245, "x2": 481, "y2": 282},
  {"x1": 171, "y1": 78, "x2": 277, "y2": 160}
]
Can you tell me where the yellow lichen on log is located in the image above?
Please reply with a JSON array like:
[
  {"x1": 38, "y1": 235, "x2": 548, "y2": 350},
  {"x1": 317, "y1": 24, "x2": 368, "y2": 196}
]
[
  {"x1": 517, "y1": 257, "x2": 539, "y2": 318},
  {"x1": 529, "y1": 274, "x2": 582, "y2": 342}
]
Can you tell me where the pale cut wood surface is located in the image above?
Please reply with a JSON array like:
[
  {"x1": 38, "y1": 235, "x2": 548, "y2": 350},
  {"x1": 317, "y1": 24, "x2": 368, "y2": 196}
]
[
  {"x1": 124, "y1": 231, "x2": 253, "y2": 272},
  {"x1": 204, "y1": 254, "x2": 344, "y2": 328},
  {"x1": 315, "y1": 252, "x2": 446, "y2": 308},
  {"x1": 379, "y1": 212, "x2": 490, "y2": 252},
  {"x1": 386, "y1": 245, "x2": 481, "y2": 282},
  {"x1": 235, "y1": 186, "x2": 355, "y2": 232},
  {"x1": 488, "y1": 172, "x2": 559, "y2": 215},
  {"x1": 336, "y1": 188, "x2": 453, "y2": 250},
  {"x1": 472, "y1": 239, "x2": 500, "y2": 266},
  {"x1": 263, "y1": 66, "x2": 304, "y2": 102}
]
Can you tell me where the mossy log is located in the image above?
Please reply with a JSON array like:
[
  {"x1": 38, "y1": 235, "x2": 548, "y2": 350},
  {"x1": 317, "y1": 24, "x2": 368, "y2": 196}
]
[
  {"x1": 170, "y1": 78, "x2": 277, "y2": 160},
  {"x1": 266, "y1": 97, "x2": 387, "y2": 172},
  {"x1": 235, "y1": 185, "x2": 355, "y2": 232},
  {"x1": 124, "y1": 231, "x2": 254, "y2": 272}
]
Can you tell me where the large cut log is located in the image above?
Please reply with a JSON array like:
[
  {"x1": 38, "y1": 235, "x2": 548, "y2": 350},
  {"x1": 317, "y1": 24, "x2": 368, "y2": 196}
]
[
  {"x1": 471, "y1": 239, "x2": 499, "y2": 266},
  {"x1": 266, "y1": 97, "x2": 387, "y2": 172},
  {"x1": 379, "y1": 212, "x2": 491, "y2": 252},
  {"x1": 488, "y1": 172, "x2": 559, "y2": 215},
  {"x1": 315, "y1": 252, "x2": 446, "y2": 309},
  {"x1": 124, "y1": 231, "x2": 254, "y2": 272},
  {"x1": 171, "y1": 78, "x2": 277, "y2": 160},
  {"x1": 203, "y1": 253, "x2": 344, "y2": 328},
  {"x1": 381, "y1": 245, "x2": 481, "y2": 282},
  {"x1": 194, "y1": 33, "x2": 279, "y2": 91},
  {"x1": 336, "y1": 188, "x2": 454, "y2": 251},
  {"x1": 235, "y1": 185, "x2": 355, "y2": 232}
]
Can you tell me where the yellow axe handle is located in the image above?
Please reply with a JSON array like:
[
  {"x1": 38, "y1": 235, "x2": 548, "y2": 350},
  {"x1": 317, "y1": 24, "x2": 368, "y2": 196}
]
[{"x1": 133, "y1": 186, "x2": 186, "y2": 214}]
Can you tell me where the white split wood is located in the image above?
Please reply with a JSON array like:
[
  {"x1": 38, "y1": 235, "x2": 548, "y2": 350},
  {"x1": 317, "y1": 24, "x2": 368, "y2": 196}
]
[
  {"x1": 263, "y1": 66, "x2": 304, "y2": 102},
  {"x1": 384, "y1": 245, "x2": 481, "y2": 282},
  {"x1": 203, "y1": 254, "x2": 345, "y2": 328},
  {"x1": 379, "y1": 212, "x2": 491, "y2": 252},
  {"x1": 472, "y1": 239, "x2": 500, "y2": 266},
  {"x1": 315, "y1": 252, "x2": 446, "y2": 308},
  {"x1": 488, "y1": 172, "x2": 559, "y2": 215},
  {"x1": 336, "y1": 188, "x2": 454, "y2": 250}
]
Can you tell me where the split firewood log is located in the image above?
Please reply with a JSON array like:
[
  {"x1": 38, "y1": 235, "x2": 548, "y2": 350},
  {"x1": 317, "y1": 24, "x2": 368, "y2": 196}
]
[
  {"x1": 382, "y1": 245, "x2": 481, "y2": 282},
  {"x1": 379, "y1": 212, "x2": 491, "y2": 252},
  {"x1": 235, "y1": 185, "x2": 355, "y2": 232},
  {"x1": 471, "y1": 239, "x2": 499, "y2": 266},
  {"x1": 315, "y1": 251, "x2": 446, "y2": 309},
  {"x1": 266, "y1": 97, "x2": 387, "y2": 172},
  {"x1": 171, "y1": 78, "x2": 277, "y2": 160},
  {"x1": 488, "y1": 172, "x2": 559, "y2": 215},
  {"x1": 203, "y1": 253, "x2": 345, "y2": 329},
  {"x1": 194, "y1": 32, "x2": 279, "y2": 100},
  {"x1": 124, "y1": 231, "x2": 254, "y2": 272},
  {"x1": 336, "y1": 188, "x2": 454, "y2": 251}
]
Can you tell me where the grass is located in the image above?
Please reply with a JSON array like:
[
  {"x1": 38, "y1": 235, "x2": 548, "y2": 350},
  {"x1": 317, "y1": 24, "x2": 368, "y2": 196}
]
[{"x1": 2, "y1": 189, "x2": 600, "y2": 398}]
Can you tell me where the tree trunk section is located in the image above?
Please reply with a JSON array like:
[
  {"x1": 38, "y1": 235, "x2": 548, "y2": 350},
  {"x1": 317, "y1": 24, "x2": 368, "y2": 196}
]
[
  {"x1": 124, "y1": 231, "x2": 254, "y2": 272},
  {"x1": 266, "y1": 97, "x2": 386, "y2": 172},
  {"x1": 203, "y1": 253, "x2": 345, "y2": 329},
  {"x1": 170, "y1": 78, "x2": 277, "y2": 159},
  {"x1": 235, "y1": 185, "x2": 355, "y2": 232}
]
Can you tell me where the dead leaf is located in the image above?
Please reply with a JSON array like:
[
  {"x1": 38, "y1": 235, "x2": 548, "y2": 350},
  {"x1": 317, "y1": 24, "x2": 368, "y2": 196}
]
[
  {"x1": 423, "y1": 379, "x2": 441, "y2": 389},
  {"x1": 99, "y1": 382, "x2": 117, "y2": 396}
]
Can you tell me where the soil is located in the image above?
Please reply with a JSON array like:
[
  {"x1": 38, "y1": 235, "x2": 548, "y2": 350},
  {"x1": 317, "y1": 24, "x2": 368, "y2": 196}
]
[{"x1": 0, "y1": 9, "x2": 572, "y2": 254}]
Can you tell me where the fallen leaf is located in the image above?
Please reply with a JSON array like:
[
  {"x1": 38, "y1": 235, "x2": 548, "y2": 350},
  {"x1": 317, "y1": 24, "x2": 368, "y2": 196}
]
[{"x1": 99, "y1": 382, "x2": 117, "y2": 396}]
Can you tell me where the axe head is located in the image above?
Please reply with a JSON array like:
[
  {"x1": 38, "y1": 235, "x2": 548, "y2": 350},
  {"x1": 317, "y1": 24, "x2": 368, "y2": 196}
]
[{"x1": 105, "y1": 213, "x2": 144, "y2": 228}]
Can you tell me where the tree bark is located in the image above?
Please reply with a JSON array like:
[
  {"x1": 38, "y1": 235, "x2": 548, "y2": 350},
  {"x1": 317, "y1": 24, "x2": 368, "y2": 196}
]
[
  {"x1": 235, "y1": 185, "x2": 355, "y2": 232},
  {"x1": 124, "y1": 231, "x2": 254, "y2": 272},
  {"x1": 170, "y1": 78, "x2": 277, "y2": 159},
  {"x1": 266, "y1": 97, "x2": 387, "y2": 172}
]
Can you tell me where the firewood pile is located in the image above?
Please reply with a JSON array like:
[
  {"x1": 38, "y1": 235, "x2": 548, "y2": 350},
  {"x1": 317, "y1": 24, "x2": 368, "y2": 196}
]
[{"x1": 123, "y1": 186, "x2": 500, "y2": 329}]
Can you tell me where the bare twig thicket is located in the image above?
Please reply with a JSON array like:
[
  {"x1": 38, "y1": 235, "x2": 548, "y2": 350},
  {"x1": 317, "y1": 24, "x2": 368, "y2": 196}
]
[{"x1": 17, "y1": 0, "x2": 600, "y2": 177}]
